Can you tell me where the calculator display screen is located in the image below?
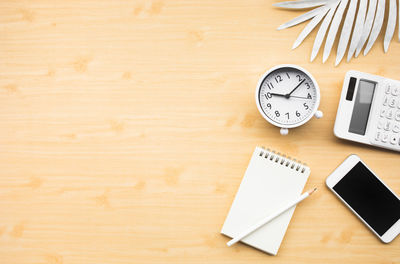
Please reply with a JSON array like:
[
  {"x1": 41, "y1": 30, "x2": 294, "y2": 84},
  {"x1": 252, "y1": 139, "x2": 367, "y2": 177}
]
[
  {"x1": 333, "y1": 162, "x2": 400, "y2": 236},
  {"x1": 348, "y1": 80, "x2": 376, "y2": 135}
]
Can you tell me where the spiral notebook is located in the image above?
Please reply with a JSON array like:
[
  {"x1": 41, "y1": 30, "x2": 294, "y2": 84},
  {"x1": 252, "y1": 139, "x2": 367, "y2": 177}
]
[{"x1": 221, "y1": 147, "x2": 310, "y2": 255}]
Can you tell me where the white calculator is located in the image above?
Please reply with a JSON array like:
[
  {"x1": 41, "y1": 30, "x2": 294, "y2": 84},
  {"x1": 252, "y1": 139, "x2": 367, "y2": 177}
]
[{"x1": 334, "y1": 70, "x2": 400, "y2": 152}]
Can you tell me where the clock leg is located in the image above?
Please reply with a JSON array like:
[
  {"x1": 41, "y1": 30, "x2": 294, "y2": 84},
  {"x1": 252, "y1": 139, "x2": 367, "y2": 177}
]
[
  {"x1": 315, "y1": 110, "x2": 323, "y2": 119},
  {"x1": 280, "y1": 128, "x2": 289, "y2": 135}
]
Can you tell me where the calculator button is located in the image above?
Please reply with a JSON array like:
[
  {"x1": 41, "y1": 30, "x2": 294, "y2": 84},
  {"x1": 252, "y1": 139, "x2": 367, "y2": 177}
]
[
  {"x1": 396, "y1": 110, "x2": 400, "y2": 121},
  {"x1": 384, "y1": 121, "x2": 392, "y2": 131},
  {"x1": 380, "y1": 108, "x2": 387, "y2": 117},
  {"x1": 390, "y1": 135, "x2": 399, "y2": 145},
  {"x1": 385, "y1": 84, "x2": 391, "y2": 94},
  {"x1": 383, "y1": 95, "x2": 389, "y2": 106},
  {"x1": 381, "y1": 133, "x2": 389, "y2": 143},
  {"x1": 389, "y1": 97, "x2": 397, "y2": 108},
  {"x1": 386, "y1": 109, "x2": 394, "y2": 119},
  {"x1": 393, "y1": 124, "x2": 400, "y2": 133},
  {"x1": 392, "y1": 86, "x2": 400, "y2": 96},
  {"x1": 375, "y1": 131, "x2": 381, "y2": 141}
]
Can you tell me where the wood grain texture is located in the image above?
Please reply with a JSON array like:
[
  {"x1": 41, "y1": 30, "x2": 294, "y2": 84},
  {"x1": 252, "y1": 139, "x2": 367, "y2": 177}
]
[{"x1": 0, "y1": 0, "x2": 399, "y2": 263}]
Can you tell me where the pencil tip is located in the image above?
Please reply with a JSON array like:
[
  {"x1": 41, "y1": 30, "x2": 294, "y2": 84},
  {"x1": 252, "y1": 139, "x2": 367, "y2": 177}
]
[{"x1": 309, "y1": 187, "x2": 317, "y2": 195}]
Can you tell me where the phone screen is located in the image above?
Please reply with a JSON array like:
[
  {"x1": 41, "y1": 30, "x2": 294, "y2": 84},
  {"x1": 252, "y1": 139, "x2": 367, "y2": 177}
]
[{"x1": 333, "y1": 162, "x2": 400, "y2": 236}]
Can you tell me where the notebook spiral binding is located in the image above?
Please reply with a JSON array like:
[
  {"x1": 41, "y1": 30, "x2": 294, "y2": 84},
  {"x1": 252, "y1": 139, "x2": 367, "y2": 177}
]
[{"x1": 258, "y1": 147, "x2": 307, "y2": 173}]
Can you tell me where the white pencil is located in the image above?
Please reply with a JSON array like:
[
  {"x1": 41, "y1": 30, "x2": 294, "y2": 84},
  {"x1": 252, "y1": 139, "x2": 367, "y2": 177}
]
[{"x1": 227, "y1": 187, "x2": 317, "y2": 247}]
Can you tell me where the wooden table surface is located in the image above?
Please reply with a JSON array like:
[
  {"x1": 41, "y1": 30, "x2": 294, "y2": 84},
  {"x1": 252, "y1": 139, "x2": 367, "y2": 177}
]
[{"x1": 0, "y1": 1, "x2": 399, "y2": 263}]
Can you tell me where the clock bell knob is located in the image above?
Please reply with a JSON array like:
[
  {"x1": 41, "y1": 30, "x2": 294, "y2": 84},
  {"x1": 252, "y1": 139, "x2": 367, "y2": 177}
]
[
  {"x1": 315, "y1": 110, "x2": 323, "y2": 119},
  {"x1": 280, "y1": 128, "x2": 289, "y2": 136}
]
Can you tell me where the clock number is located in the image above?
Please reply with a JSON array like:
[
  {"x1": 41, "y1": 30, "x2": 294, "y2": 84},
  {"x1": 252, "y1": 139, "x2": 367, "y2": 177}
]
[
  {"x1": 305, "y1": 83, "x2": 310, "y2": 89},
  {"x1": 266, "y1": 82, "x2": 274, "y2": 90},
  {"x1": 264, "y1": 92, "x2": 272, "y2": 100},
  {"x1": 275, "y1": 75, "x2": 282, "y2": 83},
  {"x1": 286, "y1": 72, "x2": 290, "y2": 79},
  {"x1": 275, "y1": 110, "x2": 280, "y2": 117},
  {"x1": 296, "y1": 74, "x2": 305, "y2": 82},
  {"x1": 303, "y1": 103, "x2": 309, "y2": 110},
  {"x1": 267, "y1": 83, "x2": 274, "y2": 90},
  {"x1": 266, "y1": 103, "x2": 272, "y2": 109},
  {"x1": 307, "y1": 93, "x2": 312, "y2": 99},
  {"x1": 285, "y1": 112, "x2": 289, "y2": 119},
  {"x1": 296, "y1": 111, "x2": 301, "y2": 117}
]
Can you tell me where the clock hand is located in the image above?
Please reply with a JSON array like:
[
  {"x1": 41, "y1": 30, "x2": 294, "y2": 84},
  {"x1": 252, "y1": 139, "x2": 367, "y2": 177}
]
[
  {"x1": 269, "y1": 93, "x2": 311, "y2": 99},
  {"x1": 269, "y1": 93, "x2": 286, "y2": 97},
  {"x1": 290, "y1": 95, "x2": 312, "y2": 99},
  {"x1": 285, "y1": 79, "x2": 306, "y2": 98}
]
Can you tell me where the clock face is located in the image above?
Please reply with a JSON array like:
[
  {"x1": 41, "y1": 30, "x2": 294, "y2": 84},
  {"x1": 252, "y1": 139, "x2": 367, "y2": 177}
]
[{"x1": 257, "y1": 66, "x2": 319, "y2": 128}]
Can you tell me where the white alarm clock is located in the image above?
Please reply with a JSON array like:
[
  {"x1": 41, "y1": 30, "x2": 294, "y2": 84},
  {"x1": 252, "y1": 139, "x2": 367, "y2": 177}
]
[{"x1": 255, "y1": 64, "x2": 323, "y2": 135}]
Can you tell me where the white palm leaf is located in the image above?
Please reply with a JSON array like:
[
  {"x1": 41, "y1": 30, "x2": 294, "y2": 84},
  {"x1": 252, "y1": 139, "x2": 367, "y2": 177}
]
[
  {"x1": 364, "y1": 0, "x2": 386, "y2": 55},
  {"x1": 355, "y1": 0, "x2": 377, "y2": 57},
  {"x1": 322, "y1": 0, "x2": 348, "y2": 64},
  {"x1": 274, "y1": 0, "x2": 399, "y2": 65},
  {"x1": 384, "y1": 0, "x2": 397, "y2": 52},
  {"x1": 347, "y1": 0, "x2": 367, "y2": 60}
]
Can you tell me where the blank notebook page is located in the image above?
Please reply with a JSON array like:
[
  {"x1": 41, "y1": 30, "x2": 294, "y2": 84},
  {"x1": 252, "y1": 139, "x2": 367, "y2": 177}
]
[{"x1": 221, "y1": 147, "x2": 310, "y2": 255}]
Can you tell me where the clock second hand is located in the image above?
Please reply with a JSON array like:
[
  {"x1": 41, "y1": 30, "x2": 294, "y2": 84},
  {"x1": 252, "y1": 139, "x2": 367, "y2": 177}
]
[
  {"x1": 290, "y1": 95, "x2": 311, "y2": 99},
  {"x1": 270, "y1": 93, "x2": 310, "y2": 100}
]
